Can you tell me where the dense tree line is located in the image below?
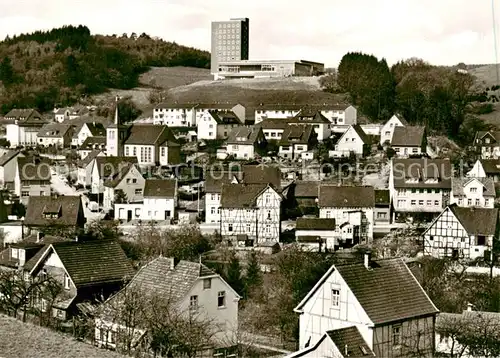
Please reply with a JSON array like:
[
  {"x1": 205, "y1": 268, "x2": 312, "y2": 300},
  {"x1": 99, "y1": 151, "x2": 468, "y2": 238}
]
[
  {"x1": 334, "y1": 53, "x2": 487, "y2": 141},
  {"x1": 0, "y1": 25, "x2": 210, "y2": 114}
]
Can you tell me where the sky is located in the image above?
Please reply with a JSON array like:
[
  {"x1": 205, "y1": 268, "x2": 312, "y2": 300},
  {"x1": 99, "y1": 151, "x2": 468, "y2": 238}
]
[{"x1": 0, "y1": 0, "x2": 498, "y2": 67}]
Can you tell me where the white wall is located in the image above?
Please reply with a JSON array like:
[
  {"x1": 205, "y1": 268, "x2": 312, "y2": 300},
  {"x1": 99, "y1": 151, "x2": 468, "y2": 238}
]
[
  {"x1": 254, "y1": 109, "x2": 300, "y2": 123},
  {"x1": 450, "y1": 180, "x2": 495, "y2": 208},
  {"x1": 153, "y1": 107, "x2": 196, "y2": 127},
  {"x1": 205, "y1": 192, "x2": 221, "y2": 224},
  {"x1": 124, "y1": 144, "x2": 156, "y2": 166},
  {"x1": 467, "y1": 161, "x2": 486, "y2": 178},
  {"x1": 319, "y1": 207, "x2": 374, "y2": 242},
  {"x1": 226, "y1": 144, "x2": 255, "y2": 160},
  {"x1": 380, "y1": 115, "x2": 405, "y2": 145},
  {"x1": 143, "y1": 197, "x2": 175, "y2": 220},
  {"x1": 336, "y1": 126, "x2": 364, "y2": 155},
  {"x1": 197, "y1": 114, "x2": 217, "y2": 140},
  {"x1": 392, "y1": 189, "x2": 446, "y2": 213},
  {"x1": 6, "y1": 124, "x2": 20, "y2": 147}
]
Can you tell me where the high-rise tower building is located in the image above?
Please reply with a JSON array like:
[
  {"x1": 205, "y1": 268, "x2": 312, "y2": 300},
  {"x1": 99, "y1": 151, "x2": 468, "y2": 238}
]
[{"x1": 210, "y1": 18, "x2": 249, "y2": 74}]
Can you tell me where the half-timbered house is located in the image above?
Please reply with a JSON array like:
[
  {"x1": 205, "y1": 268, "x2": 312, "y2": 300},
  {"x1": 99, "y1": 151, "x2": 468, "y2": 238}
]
[
  {"x1": 293, "y1": 254, "x2": 439, "y2": 358},
  {"x1": 422, "y1": 204, "x2": 499, "y2": 260},
  {"x1": 219, "y1": 183, "x2": 282, "y2": 246}
]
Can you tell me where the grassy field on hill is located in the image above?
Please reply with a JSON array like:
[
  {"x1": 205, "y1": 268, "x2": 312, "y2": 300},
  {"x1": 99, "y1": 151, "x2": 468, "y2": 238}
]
[
  {"x1": 0, "y1": 315, "x2": 125, "y2": 358},
  {"x1": 469, "y1": 64, "x2": 500, "y2": 88}
]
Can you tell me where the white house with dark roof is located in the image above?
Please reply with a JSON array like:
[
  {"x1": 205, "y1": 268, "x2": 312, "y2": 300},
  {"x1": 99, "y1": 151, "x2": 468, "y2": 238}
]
[
  {"x1": 390, "y1": 126, "x2": 427, "y2": 157},
  {"x1": 204, "y1": 172, "x2": 241, "y2": 224},
  {"x1": 225, "y1": 126, "x2": 266, "y2": 160},
  {"x1": 379, "y1": 115, "x2": 407, "y2": 145},
  {"x1": 292, "y1": 111, "x2": 332, "y2": 141},
  {"x1": 54, "y1": 108, "x2": 70, "y2": 123},
  {"x1": 78, "y1": 136, "x2": 106, "y2": 159},
  {"x1": 473, "y1": 130, "x2": 500, "y2": 159},
  {"x1": 293, "y1": 255, "x2": 439, "y2": 357},
  {"x1": 220, "y1": 183, "x2": 282, "y2": 246},
  {"x1": 114, "y1": 179, "x2": 177, "y2": 222},
  {"x1": 0, "y1": 150, "x2": 24, "y2": 189},
  {"x1": 71, "y1": 122, "x2": 106, "y2": 147},
  {"x1": 95, "y1": 256, "x2": 240, "y2": 351},
  {"x1": 318, "y1": 185, "x2": 375, "y2": 245},
  {"x1": 467, "y1": 159, "x2": 500, "y2": 182},
  {"x1": 331, "y1": 124, "x2": 370, "y2": 157},
  {"x1": 278, "y1": 125, "x2": 317, "y2": 160},
  {"x1": 389, "y1": 158, "x2": 452, "y2": 216},
  {"x1": 14, "y1": 157, "x2": 51, "y2": 204},
  {"x1": 5, "y1": 109, "x2": 46, "y2": 147},
  {"x1": 103, "y1": 163, "x2": 145, "y2": 210},
  {"x1": 423, "y1": 204, "x2": 499, "y2": 260},
  {"x1": 197, "y1": 110, "x2": 242, "y2": 140},
  {"x1": 195, "y1": 103, "x2": 245, "y2": 124},
  {"x1": 153, "y1": 102, "x2": 198, "y2": 126},
  {"x1": 77, "y1": 150, "x2": 105, "y2": 188},
  {"x1": 37, "y1": 123, "x2": 74, "y2": 148},
  {"x1": 450, "y1": 177, "x2": 495, "y2": 208},
  {"x1": 254, "y1": 118, "x2": 289, "y2": 141},
  {"x1": 90, "y1": 156, "x2": 138, "y2": 194},
  {"x1": 295, "y1": 218, "x2": 336, "y2": 252}
]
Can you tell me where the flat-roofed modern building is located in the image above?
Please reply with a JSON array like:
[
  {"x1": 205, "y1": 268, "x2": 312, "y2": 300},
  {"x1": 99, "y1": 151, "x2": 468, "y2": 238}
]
[
  {"x1": 214, "y1": 59, "x2": 325, "y2": 80},
  {"x1": 211, "y1": 18, "x2": 249, "y2": 75}
]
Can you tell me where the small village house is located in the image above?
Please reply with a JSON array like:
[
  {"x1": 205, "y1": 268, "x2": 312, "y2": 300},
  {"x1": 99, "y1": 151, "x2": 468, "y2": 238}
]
[
  {"x1": 37, "y1": 123, "x2": 74, "y2": 148},
  {"x1": 379, "y1": 114, "x2": 407, "y2": 145},
  {"x1": 473, "y1": 130, "x2": 500, "y2": 159},
  {"x1": 76, "y1": 150, "x2": 105, "y2": 188},
  {"x1": 293, "y1": 255, "x2": 438, "y2": 357},
  {"x1": 423, "y1": 204, "x2": 499, "y2": 260},
  {"x1": 467, "y1": 159, "x2": 500, "y2": 182},
  {"x1": 90, "y1": 156, "x2": 138, "y2": 194},
  {"x1": 318, "y1": 185, "x2": 375, "y2": 246},
  {"x1": 254, "y1": 104, "x2": 303, "y2": 123},
  {"x1": 278, "y1": 125, "x2": 317, "y2": 160},
  {"x1": 78, "y1": 136, "x2": 106, "y2": 159},
  {"x1": 71, "y1": 122, "x2": 106, "y2": 147},
  {"x1": 197, "y1": 110, "x2": 242, "y2": 140},
  {"x1": 195, "y1": 103, "x2": 246, "y2": 125},
  {"x1": 54, "y1": 108, "x2": 70, "y2": 123},
  {"x1": 103, "y1": 163, "x2": 145, "y2": 210},
  {"x1": 254, "y1": 118, "x2": 289, "y2": 141},
  {"x1": 0, "y1": 150, "x2": 25, "y2": 189},
  {"x1": 331, "y1": 124, "x2": 370, "y2": 157},
  {"x1": 295, "y1": 218, "x2": 336, "y2": 252},
  {"x1": 14, "y1": 156, "x2": 51, "y2": 204},
  {"x1": 225, "y1": 126, "x2": 266, "y2": 160},
  {"x1": 204, "y1": 171, "x2": 241, "y2": 224},
  {"x1": 390, "y1": 126, "x2": 427, "y2": 158},
  {"x1": 374, "y1": 189, "x2": 391, "y2": 224},
  {"x1": 450, "y1": 177, "x2": 495, "y2": 208},
  {"x1": 292, "y1": 110, "x2": 332, "y2": 141}
]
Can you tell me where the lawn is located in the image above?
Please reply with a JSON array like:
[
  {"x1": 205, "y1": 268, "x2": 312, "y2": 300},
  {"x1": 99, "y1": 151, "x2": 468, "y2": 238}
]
[
  {"x1": 139, "y1": 66, "x2": 212, "y2": 89},
  {"x1": 469, "y1": 64, "x2": 500, "y2": 88},
  {"x1": 0, "y1": 315, "x2": 125, "y2": 358}
]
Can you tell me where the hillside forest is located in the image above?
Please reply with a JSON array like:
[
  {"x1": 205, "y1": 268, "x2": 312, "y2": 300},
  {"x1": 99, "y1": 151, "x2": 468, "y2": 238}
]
[
  {"x1": 0, "y1": 25, "x2": 209, "y2": 114},
  {"x1": 321, "y1": 53, "x2": 498, "y2": 143}
]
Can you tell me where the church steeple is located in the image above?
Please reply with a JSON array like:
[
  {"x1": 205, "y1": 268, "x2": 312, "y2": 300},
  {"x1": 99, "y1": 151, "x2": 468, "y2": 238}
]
[{"x1": 114, "y1": 95, "x2": 120, "y2": 125}]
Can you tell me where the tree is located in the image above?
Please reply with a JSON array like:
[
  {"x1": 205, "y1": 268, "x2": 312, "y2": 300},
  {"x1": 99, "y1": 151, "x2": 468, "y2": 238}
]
[
  {"x1": 117, "y1": 97, "x2": 142, "y2": 123},
  {"x1": 114, "y1": 189, "x2": 127, "y2": 204},
  {"x1": 318, "y1": 72, "x2": 340, "y2": 93},
  {"x1": 225, "y1": 252, "x2": 244, "y2": 296},
  {"x1": 244, "y1": 250, "x2": 262, "y2": 299},
  {"x1": 0, "y1": 56, "x2": 15, "y2": 86}
]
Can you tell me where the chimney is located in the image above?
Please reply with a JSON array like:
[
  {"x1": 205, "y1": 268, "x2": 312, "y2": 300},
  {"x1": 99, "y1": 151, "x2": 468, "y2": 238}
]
[
  {"x1": 467, "y1": 302, "x2": 474, "y2": 312},
  {"x1": 364, "y1": 251, "x2": 372, "y2": 269}
]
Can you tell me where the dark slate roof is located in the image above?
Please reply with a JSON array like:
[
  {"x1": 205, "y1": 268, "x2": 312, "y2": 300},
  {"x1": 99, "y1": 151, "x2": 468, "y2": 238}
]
[
  {"x1": 334, "y1": 259, "x2": 438, "y2": 325},
  {"x1": 205, "y1": 171, "x2": 242, "y2": 193},
  {"x1": 103, "y1": 163, "x2": 136, "y2": 188},
  {"x1": 4, "y1": 109, "x2": 43, "y2": 122},
  {"x1": 451, "y1": 177, "x2": 495, "y2": 197},
  {"x1": 156, "y1": 102, "x2": 198, "y2": 109},
  {"x1": 86, "y1": 122, "x2": 106, "y2": 136},
  {"x1": 0, "y1": 150, "x2": 22, "y2": 166},
  {"x1": 374, "y1": 189, "x2": 390, "y2": 206},
  {"x1": 294, "y1": 181, "x2": 320, "y2": 198},
  {"x1": 327, "y1": 326, "x2": 375, "y2": 357},
  {"x1": 125, "y1": 125, "x2": 178, "y2": 146},
  {"x1": 479, "y1": 159, "x2": 500, "y2": 174},
  {"x1": 226, "y1": 126, "x2": 263, "y2": 145},
  {"x1": 449, "y1": 205, "x2": 499, "y2": 235},
  {"x1": 255, "y1": 118, "x2": 290, "y2": 130},
  {"x1": 95, "y1": 156, "x2": 138, "y2": 178},
  {"x1": 17, "y1": 157, "x2": 51, "y2": 181},
  {"x1": 294, "y1": 111, "x2": 331, "y2": 124},
  {"x1": 318, "y1": 185, "x2": 375, "y2": 208},
  {"x1": 391, "y1": 126, "x2": 426, "y2": 147},
  {"x1": 77, "y1": 150, "x2": 103, "y2": 168},
  {"x1": 391, "y1": 158, "x2": 452, "y2": 189},
  {"x1": 80, "y1": 136, "x2": 106, "y2": 149},
  {"x1": 386, "y1": 114, "x2": 408, "y2": 126},
  {"x1": 279, "y1": 125, "x2": 315, "y2": 145},
  {"x1": 220, "y1": 183, "x2": 269, "y2": 208},
  {"x1": 24, "y1": 196, "x2": 82, "y2": 227},
  {"x1": 242, "y1": 165, "x2": 281, "y2": 188},
  {"x1": 144, "y1": 179, "x2": 176, "y2": 198},
  {"x1": 296, "y1": 218, "x2": 336, "y2": 230},
  {"x1": 37, "y1": 123, "x2": 73, "y2": 138},
  {"x1": 350, "y1": 124, "x2": 370, "y2": 144},
  {"x1": 41, "y1": 240, "x2": 134, "y2": 286},
  {"x1": 208, "y1": 110, "x2": 242, "y2": 125}
]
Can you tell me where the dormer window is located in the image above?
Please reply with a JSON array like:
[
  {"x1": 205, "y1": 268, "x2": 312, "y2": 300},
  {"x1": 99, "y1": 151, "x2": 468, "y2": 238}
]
[
  {"x1": 64, "y1": 273, "x2": 71, "y2": 290},
  {"x1": 425, "y1": 178, "x2": 438, "y2": 184},
  {"x1": 404, "y1": 178, "x2": 419, "y2": 184}
]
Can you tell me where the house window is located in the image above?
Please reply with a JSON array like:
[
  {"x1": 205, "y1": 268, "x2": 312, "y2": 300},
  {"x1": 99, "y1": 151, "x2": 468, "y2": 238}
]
[
  {"x1": 267, "y1": 210, "x2": 271, "y2": 219},
  {"x1": 458, "y1": 198, "x2": 463, "y2": 205},
  {"x1": 40, "y1": 298, "x2": 47, "y2": 312},
  {"x1": 377, "y1": 212, "x2": 387, "y2": 219},
  {"x1": 132, "y1": 179, "x2": 137, "y2": 183},
  {"x1": 135, "y1": 189, "x2": 142, "y2": 195},
  {"x1": 203, "y1": 278, "x2": 212, "y2": 289},
  {"x1": 228, "y1": 224, "x2": 233, "y2": 232},
  {"x1": 426, "y1": 200, "x2": 432, "y2": 206},
  {"x1": 486, "y1": 199, "x2": 490, "y2": 206},
  {"x1": 218, "y1": 291, "x2": 226, "y2": 308},
  {"x1": 412, "y1": 148, "x2": 418, "y2": 153},
  {"x1": 125, "y1": 147, "x2": 129, "y2": 156},
  {"x1": 468, "y1": 199, "x2": 472, "y2": 206},
  {"x1": 64, "y1": 274, "x2": 71, "y2": 290},
  {"x1": 418, "y1": 200, "x2": 424, "y2": 205},
  {"x1": 133, "y1": 147, "x2": 136, "y2": 156},
  {"x1": 478, "y1": 235, "x2": 486, "y2": 245},
  {"x1": 392, "y1": 324, "x2": 402, "y2": 346},
  {"x1": 331, "y1": 289, "x2": 340, "y2": 307},
  {"x1": 209, "y1": 132, "x2": 213, "y2": 137},
  {"x1": 211, "y1": 207, "x2": 216, "y2": 214},
  {"x1": 21, "y1": 191, "x2": 29, "y2": 197},
  {"x1": 161, "y1": 147, "x2": 165, "y2": 156},
  {"x1": 233, "y1": 145, "x2": 238, "y2": 150},
  {"x1": 434, "y1": 200, "x2": 439, "y2": 206},
  {"x1": 246, "y1": 224, "x2": 251, "y2": 232},
  {"x1": 411, "y1": 200, "x2": 416, "y2": 206},
  {"x1": 11, "y1": 248, "x2": 18, "y2": 259},
  {"x1": 475, "y1": 199, "x2": 480, "y2": 206},
  {"x1": 265, "y1": 224, "x2": 271, "y2": 233},
  {"x1": 40, "y1": 268, "x2": 47, "y2": 281},
  {"x1": 189, "y1": 295, "x2": 198, "y2": 310},
  {"x1": 470, "y1": 187, "x2": 477, "y2": 193}
]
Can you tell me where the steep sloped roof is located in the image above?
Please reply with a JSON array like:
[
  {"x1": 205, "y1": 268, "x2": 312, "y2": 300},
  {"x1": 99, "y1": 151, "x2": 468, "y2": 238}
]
[
  {"x1": 0, "y1": 150, "x2": 22, "y2": 166},
  {"x1": 318, "y1": 185, "x2": 375, "y2": 208},
  {"x1": 143, "y1": 179, "x2": 176, "y2": 198},
  {"x1": 220, "y1": 183, "x2": 269, "y2": 208},
  {"x1": 451, "y1": 177, "x2": 495, "y2": 197},
  {"x1": 391, "y1": 158, "x2": 452, "y2": 189},
  {"x1": 242, "y1": 165, "x2": 281, "y2": 188},
  {"x1": 226, "y1": 126, "x2": 263, "y2": 145},
  {"x1": 391, "y1": 126, "x2": 426, "y2": 147},
  {"x1": 449, "y1": 205, "x2": 499, "y2": 236},
  {"x1": 24, "y1": 196, "x2": 83, "y2": 227},
  {"x1": 17, "y1": 157, "x2": 51, "y2": 181},
  {"x1": 327, "y1": 326, "x2": 375, "y2": 357}
]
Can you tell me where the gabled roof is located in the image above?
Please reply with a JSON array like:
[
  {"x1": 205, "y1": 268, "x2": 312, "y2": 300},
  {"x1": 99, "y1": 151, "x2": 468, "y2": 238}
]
[
  {"x1": 478, "y1": 159, "x2": 500, "y2": 174},
  {"x1": 451, "y1": 177, "x2": 495, "y2": 197},
  {"x1": 85, "y1": 122, "x2": 106, "y2": 136},
  {"x1": 80, "y1": 136, "x2": 106, "y2": 149},
  {"x1": 124, "y1": 125, "x2": 178, "y2": 146},
  {"x1": 143, "y1": 179, "x2": 176, "y2": 198},
  {"x1": 37, "y1": 123, "x2": 73, "y2": 138},
  {"x1": 30, "y1": 240, "x2": 134, "y2": 287},
  {"x1": 385, "y1": 114, "x2": 408, "y2": 126},
  {"x1": 449, "y1": 205, "x2": 499, "y2": 235},
  {"x1": 205, "y1": 171, "x2": 242, "y2": 193},
  {"x1": 24, "y1": 196, "x2": 83, "y2": 227},
  {"x1": 295, "y1": 258, "x2": 439, "y2": 325},
  {"x1": 103, "y1": 163, "x2": 137, "y2": 188},
  {"x1": 327, "y1": 326, "x2": 375, "y2": 357},
  {"x1": 294, "y1": 110, "x2": 331, "y2": 124},
  {"x1": 95, "y1": 156, "x2": 138, "y2": 178},
  {"x1": 294, "y1": 181, "x2": 320, "y2": 198},
  {"x1": 226, "y1": 126, "x2": 263, "y2": 145},
  {"x1": 474, "y1": 131, "x2": 500, "y2": 145},
  {"x1": 255, "y1": 118, "x2": 291, "y2": 130},
  {"x1": 391, "y1": 158, "x2": 452, "y2": 189},
  {"x1": 242, "y1": 165, "x2": 281, "y2": 188},
  {"x1": 296, "y1": 218, "x2": 336, "y2": 230},
  {"x1": 0, "y1": 150, "x2": 22, "y2": 166},
  {"x1": 220, "y1": 183, "x2": 272, "y2": 208},
  {"x1": 391, "y1": 126, "x2": 426, "y2": 147},
  {"x1": 349, "y1": 124, "x2": 370, "y2": 144},
  {"x1": 77, "y1": 150, "x2": 103, "y2": 168},
  {"x1": 318, "y1": 185, "x2": 375, "y2": 208},
  {"x1": 208, "y1": 110, "x2": 242, "y2": 125},
  {"x1": 4, "y1": 109, "x2": 43, "y2": 122},
  {"x1": 279, "y1": 125, "x2": 315, "y2": 145},
  {"x1": 17, "y1": 156, "x2": 51, "y2": 181}
]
